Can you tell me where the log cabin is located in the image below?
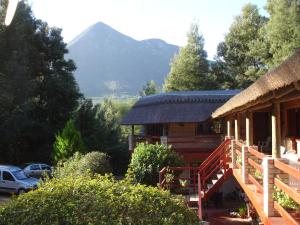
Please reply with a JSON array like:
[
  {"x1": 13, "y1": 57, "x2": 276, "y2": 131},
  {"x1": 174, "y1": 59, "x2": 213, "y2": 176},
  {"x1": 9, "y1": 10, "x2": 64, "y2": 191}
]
[{"x1": 121, "y1": 90, "x2": 240, "y2": 165}]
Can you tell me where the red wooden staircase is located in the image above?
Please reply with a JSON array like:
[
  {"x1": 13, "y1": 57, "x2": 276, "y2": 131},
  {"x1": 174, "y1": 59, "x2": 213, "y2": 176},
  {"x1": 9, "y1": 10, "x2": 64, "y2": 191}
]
[{"x1": 159, "y1": 138, "x2": 232, "y2": 219}]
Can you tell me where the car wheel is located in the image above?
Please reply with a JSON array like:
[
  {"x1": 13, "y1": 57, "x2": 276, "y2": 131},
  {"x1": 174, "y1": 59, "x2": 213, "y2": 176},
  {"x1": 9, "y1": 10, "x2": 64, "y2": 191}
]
[{"x1": 17, "y1": 189, "x2": 26, "y2": 195}]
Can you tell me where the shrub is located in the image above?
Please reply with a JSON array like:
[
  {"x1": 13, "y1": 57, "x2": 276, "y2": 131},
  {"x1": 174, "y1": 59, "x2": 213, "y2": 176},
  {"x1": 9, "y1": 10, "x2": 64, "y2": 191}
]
[
  {"x1": 54, "y1": 151, "x2": 112, "y2": 178},
  {"x1": 53, "y1": 119, "x2": 85, "y2": 163},
  {"x1": 273, "y1": 187, "x2": 299, "y2": 210},
  {"x1": 0, "y1": 175, "x2": 199, "y2": 225},
  {"x1": 128, "y1": 143, "x2": 184, "y2": 186}
]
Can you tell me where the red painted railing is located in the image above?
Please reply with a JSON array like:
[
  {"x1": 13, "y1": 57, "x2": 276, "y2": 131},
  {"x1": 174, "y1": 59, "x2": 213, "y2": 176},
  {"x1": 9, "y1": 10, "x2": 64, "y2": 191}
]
[
  {"x1": 159, "y1": 166, "x2": 199, "y2": 195},
  {"x1": 198, "y1": 138, "x2": 231, "y2": 200},
  {"x1": 159, "y1": 138, "x2": 232, "y2": 220}
]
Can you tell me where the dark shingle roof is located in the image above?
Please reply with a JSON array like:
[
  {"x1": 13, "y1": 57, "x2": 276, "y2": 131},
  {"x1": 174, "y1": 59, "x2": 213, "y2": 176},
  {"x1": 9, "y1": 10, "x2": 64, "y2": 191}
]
[{"x1": 121, "y1": 90, "x2": 240, "y2": 125}]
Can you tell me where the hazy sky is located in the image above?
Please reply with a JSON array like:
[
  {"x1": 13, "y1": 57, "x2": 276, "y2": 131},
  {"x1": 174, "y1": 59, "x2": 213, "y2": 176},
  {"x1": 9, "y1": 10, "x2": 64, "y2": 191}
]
[{"x1": 30, "y1": 0, "x2": 267, "y2": 59}]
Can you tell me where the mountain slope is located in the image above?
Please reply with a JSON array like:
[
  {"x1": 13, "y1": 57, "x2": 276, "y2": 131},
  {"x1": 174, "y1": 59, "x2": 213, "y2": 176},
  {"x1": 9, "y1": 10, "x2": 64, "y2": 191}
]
[{"x1": 67, "y1": 22, "x2": 179, "y2": 96}]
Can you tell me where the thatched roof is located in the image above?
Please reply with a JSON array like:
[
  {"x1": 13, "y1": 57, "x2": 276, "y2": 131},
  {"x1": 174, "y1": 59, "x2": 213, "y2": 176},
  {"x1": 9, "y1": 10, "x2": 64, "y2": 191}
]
[
  {"x1": 121, "y1": 90, "x2": 240, "y2": 125},
  {"x1": 212, "y1": 48, "x2": 300, "y2": 118}
]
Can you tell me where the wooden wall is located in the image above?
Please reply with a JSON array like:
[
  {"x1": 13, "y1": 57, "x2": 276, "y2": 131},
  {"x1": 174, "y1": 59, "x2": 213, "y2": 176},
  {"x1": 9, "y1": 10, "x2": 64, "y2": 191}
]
[{"x1": 168, "y1": 123, "x2": 196, "y2": 137}]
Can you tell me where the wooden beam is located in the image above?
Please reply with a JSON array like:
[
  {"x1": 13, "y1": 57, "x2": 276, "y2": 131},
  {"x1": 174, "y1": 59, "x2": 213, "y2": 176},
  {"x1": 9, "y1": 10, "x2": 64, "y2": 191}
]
[
  {"x1": 246, "y1": 111, "x2": 253, "y2": 146},
  {"x1": 272, "y1": 102, "x2": 281, "y2": 158},
  {"x1": 227, "y1": 120, "x2": 231, "y2": 138},
  {"x1": 234, "y1": 115, "x2": 240, "y2": 141}
]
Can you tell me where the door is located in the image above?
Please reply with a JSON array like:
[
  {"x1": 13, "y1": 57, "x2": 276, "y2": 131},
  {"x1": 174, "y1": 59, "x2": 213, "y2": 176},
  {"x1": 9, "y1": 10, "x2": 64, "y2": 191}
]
[
  {"x1": 29, "y1": 164, "x2": 42, "y2": 178},
  {"x1": 1, "y1": 171, "x2": 18, "y2": 193}
]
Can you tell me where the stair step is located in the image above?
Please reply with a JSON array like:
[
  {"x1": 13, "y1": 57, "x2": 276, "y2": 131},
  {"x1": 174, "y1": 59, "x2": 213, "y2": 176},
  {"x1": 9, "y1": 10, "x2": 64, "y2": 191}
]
[
  {"x1": 216, "y1": 173, "x2": 223, "y2": 179},
  {"x1": 207, "y1": 183, "x2": 213, "y2": 189},
  {"x1": 212, "y1": 179, "x2": 218, "y2": 184}
]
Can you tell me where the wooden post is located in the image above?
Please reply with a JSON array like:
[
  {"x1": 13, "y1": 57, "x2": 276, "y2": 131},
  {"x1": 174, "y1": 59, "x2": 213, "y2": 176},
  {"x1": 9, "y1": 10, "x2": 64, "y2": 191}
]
[
  {"x1": 242, "y1": 145, "x2": 249, "y2": 184},
  {"x1": 131, "y1": 125, "x2": 135, "y2": 135},
  {"x1": 231, "y1": 140, "x2": 236, "y2": 169},
  {"x1": 263, "y1": 157, "x2": 275, "y2": 217},
  {"x1": 235, "y1": 116, "x2": 240, "y2": 141},
  {"x1": 246, "y1": 112, "x2": 253, "y2": 146},
  {"x1": 272, "y1": 102, "x2": 281, "y2": 158},
  {"x1": 227, "y1": 120, "x2": 231, "y2": 138},
  {"x1": 198, "y1": 173, "x2": 202, "y2": 220}
]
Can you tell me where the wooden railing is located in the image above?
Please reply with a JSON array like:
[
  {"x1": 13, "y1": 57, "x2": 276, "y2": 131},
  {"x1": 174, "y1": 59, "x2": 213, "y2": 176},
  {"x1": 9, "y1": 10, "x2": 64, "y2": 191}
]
[
  {"x1": 273, "y1": 159, "x2": 300, "y2": 225},
  {"x1": 159, "y1": 166, "x2": 199, "y2": 194},
  {"x1": 247, "y1": 146, "x2": 264, "y2": 194},
  {"x1": 198, "y1": 138, "x2": 231, "y2": 199},
  {"x1": 233, "y1": 140, "x2": 300, "y2": 224}
]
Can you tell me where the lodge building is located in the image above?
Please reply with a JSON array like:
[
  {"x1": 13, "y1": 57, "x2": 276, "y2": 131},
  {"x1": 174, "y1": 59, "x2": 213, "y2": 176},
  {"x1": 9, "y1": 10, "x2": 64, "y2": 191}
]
[{"x1": 122, "y1": 48, "x2": 300, "y2": 225}]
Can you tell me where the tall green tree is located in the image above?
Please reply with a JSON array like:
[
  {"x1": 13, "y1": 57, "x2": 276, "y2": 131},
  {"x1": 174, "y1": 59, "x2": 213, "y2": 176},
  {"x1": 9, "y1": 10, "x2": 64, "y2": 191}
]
[
  {"x1": 163, "y1": 23, "x2": 209, "y2": 92},
  {"x1": 215, "y1": 3, "x2": 267, "y2": 89},
  {"x1": 263, "y1": 0, "x2": 300, "y2": 67},
  {"x1": 0, "y1": 1, "x2": 81, "y2": 163}
]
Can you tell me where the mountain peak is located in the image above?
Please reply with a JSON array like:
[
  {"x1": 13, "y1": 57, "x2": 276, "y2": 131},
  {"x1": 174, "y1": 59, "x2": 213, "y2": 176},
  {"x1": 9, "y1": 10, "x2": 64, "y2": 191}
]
[{"x1": 67, "y1": 22, "x2": 179, "y2": 96}]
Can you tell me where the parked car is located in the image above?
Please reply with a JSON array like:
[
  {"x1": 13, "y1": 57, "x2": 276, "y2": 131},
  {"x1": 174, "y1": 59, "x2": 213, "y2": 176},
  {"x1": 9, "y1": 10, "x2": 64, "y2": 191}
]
[
  {"x1": 0, "y1": 165, "x2": 39, "y2": 194},
  {"x1": 23, "y1": 163, "x2": 52, "y2": 178}
]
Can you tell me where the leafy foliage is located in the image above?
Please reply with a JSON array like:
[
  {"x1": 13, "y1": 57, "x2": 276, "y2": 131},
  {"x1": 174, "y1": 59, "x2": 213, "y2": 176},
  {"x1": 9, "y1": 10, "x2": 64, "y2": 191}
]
[
  {"x1": 214, "y1": 4, "x2": 267, "y2": 89},
  {"x1": 139, "y1": 80, "x2": 159, "y2": 96},
  {"x1": 263, "y1": 0, "x2": 300, "y2": 67},
  {"x1": 74, "y1": 98, "x2": 135, "y2": 175},
  {"x1": 163, "y1": 23, "x2": 209, "y2": 92},
  {"x1": 0, "y1": 2, "x2": 81, "y2": 164},
  {"x1": 0, "y1": 175, "x2": 199, "y2": 225},
  {"x1": 273, "y1": 187, "x2": 299, "y2": 210},
  {"x1": 54, "y1": 151, "x2": 112, "y2": 178},
  {"x1": 53, "y1": 120, "x2": 85, "y2": 162},
  {"x1": 128, "y1": 143, "x2": 184, "y2": 186}
]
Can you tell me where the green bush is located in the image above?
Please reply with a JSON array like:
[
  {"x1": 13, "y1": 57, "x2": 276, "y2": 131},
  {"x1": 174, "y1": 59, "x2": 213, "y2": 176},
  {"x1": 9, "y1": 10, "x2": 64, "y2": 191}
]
[
  {"x1": 0, "y1": 175, "x2": 199, "y2": 225},
  {"x1": 128, "y1": 143, "x2": 184, "y2": 186},
  {"x1": 53, "y1": 119, "x2": 85, "y2": 163},
  {"x1": 54, "y1": 151, "x2": 112, "y2": 178}
]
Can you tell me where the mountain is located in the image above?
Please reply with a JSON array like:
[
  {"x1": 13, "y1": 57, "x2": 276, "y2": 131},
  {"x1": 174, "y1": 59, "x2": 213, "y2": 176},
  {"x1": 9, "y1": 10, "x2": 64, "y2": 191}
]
[{"x1": 67, "y1": 22, "x2": 179, "y2": 97}]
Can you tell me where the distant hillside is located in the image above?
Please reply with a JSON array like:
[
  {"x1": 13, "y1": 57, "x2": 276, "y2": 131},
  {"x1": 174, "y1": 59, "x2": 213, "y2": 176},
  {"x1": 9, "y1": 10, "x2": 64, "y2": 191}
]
[{"x1": 67, "y1": 22, "x2": 179, "y2": 97}]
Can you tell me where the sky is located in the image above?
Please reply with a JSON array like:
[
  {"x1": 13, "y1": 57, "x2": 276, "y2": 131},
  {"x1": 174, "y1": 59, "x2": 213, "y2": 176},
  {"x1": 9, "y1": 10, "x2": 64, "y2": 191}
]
[{"x1": 30, "y1": 0, "x2": 267, "y2": 59}]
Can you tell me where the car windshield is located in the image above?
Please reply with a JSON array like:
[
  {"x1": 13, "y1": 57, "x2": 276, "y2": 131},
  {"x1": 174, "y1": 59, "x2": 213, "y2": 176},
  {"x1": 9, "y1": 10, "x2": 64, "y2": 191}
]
[{"x1": 12, "y1": 170, "x2": 29, "y2": 180}]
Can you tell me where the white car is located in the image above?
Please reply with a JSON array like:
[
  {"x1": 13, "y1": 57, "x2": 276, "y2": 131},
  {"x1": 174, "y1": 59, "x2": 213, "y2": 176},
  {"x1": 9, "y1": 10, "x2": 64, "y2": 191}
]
[
  {"x1": 23, "y1": 163, "x2": 52, "y2": 178},
  {"x1": 0, "y1": 165, "x2": 39, "y2": 194}
]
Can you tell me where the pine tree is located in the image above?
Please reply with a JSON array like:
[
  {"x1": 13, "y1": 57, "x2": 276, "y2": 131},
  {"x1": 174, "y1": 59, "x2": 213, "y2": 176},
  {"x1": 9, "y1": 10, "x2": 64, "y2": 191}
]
[
  {"x1": 53, "y1": 119, "x2": 85, "y2": 162},
  {"x1": 216, "y1": 3, "x2": 267, "y2": 89},
  {"x1": 163, "y1": 23, "x2": 209, "y2": 92},
  {"x1": 264, "y1": 0, "x2": 300, "y2": 67}
]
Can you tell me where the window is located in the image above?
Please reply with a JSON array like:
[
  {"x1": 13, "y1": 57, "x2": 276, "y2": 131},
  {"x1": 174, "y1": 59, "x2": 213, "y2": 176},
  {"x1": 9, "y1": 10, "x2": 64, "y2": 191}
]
[
  {"x1": 146, "y1": 124, "x2": 163, "y2": 136},
  {"x1": 30, "y1": 165, "x2": 40, "y2": 170},
  {"x1": 286, "y1": 108, "x2": 300, "y2": 137},
  {"x1": 41, "y1": 165, "x2": 51, "y2": 170},
  {"x1": 3, "y1": 171, "x2": 15, "y2": 181}
]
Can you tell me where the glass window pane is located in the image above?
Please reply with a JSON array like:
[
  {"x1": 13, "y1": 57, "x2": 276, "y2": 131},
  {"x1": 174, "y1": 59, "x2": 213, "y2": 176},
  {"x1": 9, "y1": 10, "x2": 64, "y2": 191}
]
[{"x1": 3, "y1": 171, "x2": 14, "y2": 181}]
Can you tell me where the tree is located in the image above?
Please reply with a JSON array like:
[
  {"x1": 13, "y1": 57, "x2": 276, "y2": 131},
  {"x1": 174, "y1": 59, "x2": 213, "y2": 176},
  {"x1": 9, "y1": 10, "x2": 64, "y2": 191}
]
[
  {"x1": 263, "y1": 0, "x2": 300, "y2": 67},
  {"x1": 139, "y1": 80, "x2": 158, "y2": 96},
  {"x1": 53, "y1": 120, "x2": 85, "y2": 162},
  {"x1": 215, "y1": 4, "x2": 267, "y2": 89},
  {"x1": 163, "y1": 23, "x2": 209, "y2": 92},
  {"x1": 0, "y1": 2, "x2": 81, "y2": 163}
]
